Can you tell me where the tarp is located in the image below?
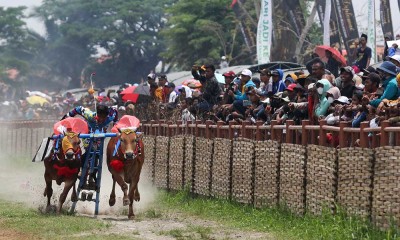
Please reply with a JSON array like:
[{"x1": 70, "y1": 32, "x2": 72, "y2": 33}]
[
  {"x1": 53, "y1": 118, "x2": 89, "y2": 135},
  {"x1": 111, "y1": 115, "x2": 140, "y2": 133}
]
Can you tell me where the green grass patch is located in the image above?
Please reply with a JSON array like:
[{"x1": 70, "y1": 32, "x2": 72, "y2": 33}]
[
  {"x1": 0, "y1": 199, "x2": 112, "y2": 240},
  {"x1": 156, "y1": 190, "x2": 400, "y2": 240}
]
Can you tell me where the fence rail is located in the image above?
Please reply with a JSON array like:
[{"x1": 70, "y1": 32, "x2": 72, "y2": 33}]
[{"x1": 141, "y1": 119, "x2": 400, "y2": 148}]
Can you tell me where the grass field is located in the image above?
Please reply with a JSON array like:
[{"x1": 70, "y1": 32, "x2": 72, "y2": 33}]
[{"x1": 1, "y1": 189, "x2": 399, "y2": 240}]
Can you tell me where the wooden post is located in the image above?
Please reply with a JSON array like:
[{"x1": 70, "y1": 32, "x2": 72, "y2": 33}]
[
  {"x1": 195, "y1": 120, "x2": 201, "y2": 138},
  {"x1": 338, "y1": 121, "x2": 351, "y2": 148},
  {"x1": 318, "y1": 120, "x2": 327, "y2": 146},
  {"x1": 150, "y1": 120, "x2": 155, "y2": 136},
  {"x1": 255, "y1": 120, "x2": 263, "y2": 141},
  {"x1": 216, "y1": 121, "x2": 224, "y2": 138},
  {"x1": 228, "y1": 120, "x2": 235, "y2": 140},
  {"x1": 359, "y1": 121, "x2": 369, "y2": 148},
  {"x1": 270, "y1": 120, "x2": 277, "y2": 142},
  {"x1": 286, "y1": 120, "x2": 294, "y2": 144},
  {"x1": 205, "y1": 120, "x2": 212, "y2": 139},
  {"x1": 241, "y1": 120, "x2": 250, "y2": 139},
  {"x1": 301, "y1": 120, "x2": 309, "y2": 146},
  {"x1": 380, "y1": 120, "x2": 390, "y2": 146},
  {"x1": 177, "y1": 120, "x2": 182, "y2": 135}
]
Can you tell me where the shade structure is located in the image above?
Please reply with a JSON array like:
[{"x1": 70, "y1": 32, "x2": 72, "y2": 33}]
[
  {"x1": 53, "y1": 118, "x2": 89, "y2": 135},
  {"x1": 315, "y1": 45, "x2": 347, "y2": 67}
]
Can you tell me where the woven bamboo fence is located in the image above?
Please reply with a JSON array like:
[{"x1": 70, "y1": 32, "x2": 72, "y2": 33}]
[
  {"x1": 279, "y1": 143, "x2": 306, "y2": 215},
  {"x1": 372, "y1": 146, "x2": 400, "y2": 229},
  {"x1": 193, "y1": 137, "x2": 213, "y2": 196},
  {"x1": 184, "y1": 135, "x2": 195, "y2": 191},
  {"x1": 168, "y1": 135, "x2": 185, "y2": 191},
  {"x1": 142, "y1": 135, "x2": 156, "y2": 183},
  {"x1": 154, "y1": 136, "x2": 169, "y2": 189},
  {"x1": 211, "y1": 138, "x2": 232, "y2": 199},
  {"x1": 231, "y1": 138, "x2": 254, "y2": 204},
  {"x1": 337, "y1": 147, "x2": 374, "y2": 218},
  {"x1": 306, "y1": 145, "x2": 337, "y2": 215},
  {"x1": 254, "y1": 140, "x2": 280, "y2": 208}
]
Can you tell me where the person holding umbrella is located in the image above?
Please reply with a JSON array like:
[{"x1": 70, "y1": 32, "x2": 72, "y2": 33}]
[{"x1": 326, "y1": 50, "x2": 340, "y2": 78}]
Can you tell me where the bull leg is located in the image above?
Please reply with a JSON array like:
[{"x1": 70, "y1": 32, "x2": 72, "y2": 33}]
[
  {"x1": 57, "y1": 180, "x2": 74, "y2": 214},
  {"x1": 112, "y1": 173, "x2": 129, "y2": 206},
  {"x1": 134, "y1": 184, "x2": 140, "y2": 202},
  {"x1": 128, "y1": 183, "x2": 135, "y2": 219},
  {"x1": 70, "y1": 180, "x2": 78, "y2": 202},
  {"x1": 109, "y1": 176, "x2": 117, "y2": 206},
  {"x1": 44, "y1": 174, "x2": 53, "y2": 212}
]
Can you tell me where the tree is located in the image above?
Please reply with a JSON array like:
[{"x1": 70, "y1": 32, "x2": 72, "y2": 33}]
[
  {"x1": 35, "y1": 0, "x2": 173, "y2": 88},
  {"x1": 161, "y1": 0, "x2": 252, "y2": 70}
]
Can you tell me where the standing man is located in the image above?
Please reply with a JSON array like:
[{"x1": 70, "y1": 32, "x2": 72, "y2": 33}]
[
  {"x1": 192, "y1": 64, "x2": 221, "y2": 113},
  {"x1": 354, "y1": 34, "x2": 372, "y2": 70},
  {"x1": 325, "y1": 50, "x2": 340, "y2": 77}
]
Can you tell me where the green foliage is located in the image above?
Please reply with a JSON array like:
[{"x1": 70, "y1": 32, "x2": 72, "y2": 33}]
[
  {"x1": 161, "y1": 0, "x2": 248, "y2": 70},
  {"x1": 157, "y1": 190, "x2": 399, "y2": 240}
]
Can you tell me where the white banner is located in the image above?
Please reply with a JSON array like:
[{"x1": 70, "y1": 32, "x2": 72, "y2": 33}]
[
  {"x1": 323, "y1": 0, "x2": 331, "y2": 46},
  {"x1": 257, "y1": 0, "x2": 272, "y2": 64},
  {"x1": 367, "y1": 0, "x2": 376, "y2": 63}
]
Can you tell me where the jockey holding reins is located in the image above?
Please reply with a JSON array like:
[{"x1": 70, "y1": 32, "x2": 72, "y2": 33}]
[{"x1": 62, "y1": 104, "x2": 119, "y2": 190}]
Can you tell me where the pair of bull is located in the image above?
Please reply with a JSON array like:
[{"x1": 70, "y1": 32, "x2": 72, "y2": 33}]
[{"x1": 43, "y1": 128, "x2": 144, "y2": 219}]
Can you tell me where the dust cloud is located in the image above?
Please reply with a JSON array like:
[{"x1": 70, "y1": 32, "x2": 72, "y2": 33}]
[{"x1": 0, "y1": 142, "x2": 159, "y2": 217}]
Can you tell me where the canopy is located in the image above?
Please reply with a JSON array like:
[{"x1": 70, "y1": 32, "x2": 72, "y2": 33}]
[{"x1": 53, "y1": 118, "x2": 89, "y2": 135}]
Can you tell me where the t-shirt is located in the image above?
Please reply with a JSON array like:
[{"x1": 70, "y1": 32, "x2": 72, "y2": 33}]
[
  {"x1": 340, "y1": 84, "x2": 356, "y2": 99},
  {"x1": 168, "y1": 91, "x2": 177, "y2": 103},
  {"x1": 355, "y1": 47, "x2": 372, "y2": 70}
]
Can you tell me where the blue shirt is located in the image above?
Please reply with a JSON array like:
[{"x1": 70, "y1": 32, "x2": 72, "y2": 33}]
[{"x1": 370, "y1": 76, "x2": 398, "y2": 107}]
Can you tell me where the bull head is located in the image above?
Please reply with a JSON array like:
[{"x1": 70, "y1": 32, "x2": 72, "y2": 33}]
[
  {"x1": 118, "y1": 128, "x2": 141, "y2": 160},
  {"x1": 62, "y1": 131, "x2": 81, "y2": 161}
]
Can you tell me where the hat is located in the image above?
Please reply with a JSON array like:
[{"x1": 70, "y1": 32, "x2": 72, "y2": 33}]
[
  {"x1": 274, "y1": 92, "x2": 290, "y2": 102},
  {"x1": 165, "y1": 82, "x2": 175, "y2": 88},
  {"x1": 147, "y1": 73, "x2": 156, "y2": 80},
  {"x1": 222, "y1": 71, "x2": 236, "y2": 78},
  {"x1": 334, "y1": 96, "x2": 350, "y2": 104},
  {"x1": 362, "y1": 66, "x2": 377, "y2": 75},
  {"x1": 270, "y1": 70, "x2": 280, "y2": 76},
  {"x1": 297, "y1": 74, "x2": 308, "y2": 79},
  {"x1": 377, "y1": 61, "x2": 397, "y2": 76},
  {"x1": 294, "y1": 83, "x2": 305, "y2": 91},
  {"x1": 257, "y1": 68, "x2": 271, "y2": 75},
  {"x1": 389, "y1": 55, "x2": 400, "y2": 64},
  {"x1": 286, "y1": 83, "x2": 297, "y2": 92},
  {"x1": 158, "y1": 74, "x2": 167, "y2": 80},
  {"x1": 241, "y1": 69, "x2": 252, "y2": 77},
  {"x1": 287, "y1": 73, "x2": 298, "y2": 81},
  {"x1": 340, "y1": 66, "x2": 355, "y2": 76}
]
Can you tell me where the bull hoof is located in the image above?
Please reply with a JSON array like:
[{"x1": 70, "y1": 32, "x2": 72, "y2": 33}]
[
  {"x1": 71, "y1": 193, "x2": 78, "y2": 202},
  {"x1": 109, "y1": 197, "x2": 116, "y2": 206},
  {"x1": 128, "y1": 214, "x2": 135, "y2": 220},
  {"x1": 134, "y1": 192, "x2": 140, "y2": 202},
  {"x1": 123, "y1": 197, "x2": 130, "y2": 206}
]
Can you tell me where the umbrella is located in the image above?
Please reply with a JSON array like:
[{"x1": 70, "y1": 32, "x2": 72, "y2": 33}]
[
  {"x1": 182, "y1": 79, "x2": 202, "y2": 88},
  {"x1": 53, "y1": 118, "x2": 89, "y2": 135},
  {"x1": 26, "y1": 95, "x2": 49, "y2": 106},
  {"x1": 120, "y1": 85, "x2": 152, "y2": 103},
  {"x1": 315, "y1": 45, "x2": 347, "y2": 66}
]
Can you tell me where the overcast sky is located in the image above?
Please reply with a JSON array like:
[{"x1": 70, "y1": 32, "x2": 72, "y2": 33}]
[{"x1": 1, "y1": 0, "x2": 400, "y2": 43}]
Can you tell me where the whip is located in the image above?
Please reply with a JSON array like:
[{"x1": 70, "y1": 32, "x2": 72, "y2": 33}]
[{"x1": 90, "y1": 72, "x2": 96, "y2": 114}]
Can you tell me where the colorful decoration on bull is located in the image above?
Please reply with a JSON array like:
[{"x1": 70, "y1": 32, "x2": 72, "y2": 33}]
[
  {"x1": 110, "y1": 159, "x2": 124, "y2": 172},
  {"x1": 53, "y1": 165, "x2": 79, "y2": 178}
]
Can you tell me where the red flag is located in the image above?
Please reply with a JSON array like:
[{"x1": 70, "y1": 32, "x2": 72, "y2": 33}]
[{"x1": 230, "y1": 0, "x2": 238, "y2": 8}]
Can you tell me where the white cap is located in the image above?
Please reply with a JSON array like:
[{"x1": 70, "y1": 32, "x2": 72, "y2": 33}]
[
  {"x1": 334, "y1": 96, "x2": 350, "y2": 104},
  {"x1": 241, "y1": 69, "x2": 252, "y2": 77}
]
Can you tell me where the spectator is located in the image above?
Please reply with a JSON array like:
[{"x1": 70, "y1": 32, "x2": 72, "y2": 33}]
[
  {"x1": 339, "y1": 66, "x2": 357, "y2": 98},
  {"x1": 354, "y1": 34, "x2": 372, "y2": 70},
  {"x1": 165, "y1": 82, "x2": 177, "y2": 105},
  {"x1": 220, "y1": 56, "x2": 229, "y2": 69},
  {"x1": 231, "y1": 69, "x2": 256, "y2": 116},
  {"x1": 388, "y1": 55, "x2": 400, "y2": 73},
  {"x1": 271, "y1": 69, "x2": 285, "y2": 94},
  {"x1": 222, "y1": 71, "x2": 236, "y2": 104},
  {"x1": 257, "y1": 68, "x2": 272, "y2": 95},
  {"x1": 147, "y1": 73, "x2": 156, "y2": 86},
  {"x1": 311, "y1": 61, "x2": 327, "y2": 81},
  {"x1": 158, "y1": 74, "x2": 169, "y2": 102},
  {"x1": 325, "y1": 50, "x2": 340, "y2": 77},
  {"x1": 388, "y1": 43, "x2": 400, "y2": 57},
  {"x1": 314, "y1": 79, "x2": 332, "y2": 120},
  {"x1": 284, "y1": 73, "x2": 297, "y2": 88},
  {"x1": 369, "y1": 61, "x2": 398, "y2": 108},
  {"x1": 191, "y1": 64, "x2": 221, "y2": 113}
]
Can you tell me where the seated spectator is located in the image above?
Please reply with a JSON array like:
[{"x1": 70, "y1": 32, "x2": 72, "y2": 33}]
[
  {"x1": 347, "y1": 91, "x2": 367, "y2": 127},
  {"x1": 165, "y1": 82, "x2": 177, "y2": 109},
  {"x1": 369, "y1": 61, "x2": 398, "y2": 108},
  {"x1": 325, "y1": 96, "x2": 350, "y2": 125},
  {"x1": 271, "y1": 69, "x2": 285, "y2": 94},
  {"x1": 339, "y1": 66, "x2": 357, "y2": 98},
  {"x1": 284, "y1": 73, "x2": 297, "y2": 88},
  {"x1": 231, "y1": 69, "x2": 256, "y2": 116},
  {"x1": 314, "y1": 79, "x2": 332, "y2": 120}
]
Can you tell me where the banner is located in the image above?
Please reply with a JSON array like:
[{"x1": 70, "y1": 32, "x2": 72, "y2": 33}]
[
  {"x1": 367, "y1": 0, "x2": 376, "y2": 64},
  {"x1": 333, "y1": 0, "x2": 359, "y2": 64},
  {"x1": 316, "y1": 0, "x2": 341, "y2": 48},
  {"x1": 323, "y1": 0, "x2": 331, "y2": 46},
  {"x1": 257, "y1": 0, "x2": 272, "y2": 64},
  {"x1": 380, "y1": 0, "x2": 394, "y2": 39}
]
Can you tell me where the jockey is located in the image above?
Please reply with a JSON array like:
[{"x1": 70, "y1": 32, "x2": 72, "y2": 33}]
[
  {"x1": 63, "y1": 104, "x2": 118, "y2": 133},
  {"x1": 62, "y1": 104, "x2": 119, "y2": 190}
]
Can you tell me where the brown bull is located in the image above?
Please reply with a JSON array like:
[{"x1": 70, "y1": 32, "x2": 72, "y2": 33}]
[
  {"x1": 106, "y1": 128, "x2": 144, "y2": 219},
  {"x1": 43, "y1": 132, "x2": 81, "y2": 214}
]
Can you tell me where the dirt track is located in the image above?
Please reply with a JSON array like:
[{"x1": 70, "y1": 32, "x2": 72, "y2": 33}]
[{"x1": 0, "y1": 157, "x2": 274, "y2": 239}]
